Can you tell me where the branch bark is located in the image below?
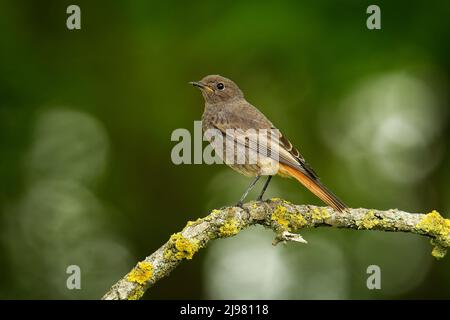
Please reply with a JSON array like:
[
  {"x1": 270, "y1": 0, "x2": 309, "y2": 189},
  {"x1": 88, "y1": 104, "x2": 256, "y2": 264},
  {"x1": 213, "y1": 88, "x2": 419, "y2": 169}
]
[{"x1": 102, "y1": 199, "x2": 450, "y2": 300}]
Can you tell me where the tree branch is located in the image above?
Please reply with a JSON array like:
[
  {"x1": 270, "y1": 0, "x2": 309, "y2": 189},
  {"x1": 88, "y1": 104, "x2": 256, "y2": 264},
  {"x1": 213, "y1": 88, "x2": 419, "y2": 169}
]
[{"x1": 102, "y1": 198, "x2": 450, "y2": 300}]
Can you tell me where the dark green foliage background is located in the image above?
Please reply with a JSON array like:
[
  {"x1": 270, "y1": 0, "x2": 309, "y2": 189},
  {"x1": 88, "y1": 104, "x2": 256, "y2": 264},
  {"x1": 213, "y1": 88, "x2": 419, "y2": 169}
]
[{"x1": 0, "y1": 1, "x2": 449, "y2": 299}]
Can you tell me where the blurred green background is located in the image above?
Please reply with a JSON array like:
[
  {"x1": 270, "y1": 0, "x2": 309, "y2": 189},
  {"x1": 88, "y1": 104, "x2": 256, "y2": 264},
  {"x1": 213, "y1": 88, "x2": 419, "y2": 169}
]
[{"x1": 0, "y1": 0, "x2": 449, "y2": 299}]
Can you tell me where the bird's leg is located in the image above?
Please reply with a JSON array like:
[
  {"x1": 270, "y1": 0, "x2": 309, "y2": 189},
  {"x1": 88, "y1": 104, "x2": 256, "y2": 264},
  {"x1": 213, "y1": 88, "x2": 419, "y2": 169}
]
[
  {"x1": 257, "y1": 176, "x2": 272, "y2": 201},
  {"x1": 236, "y1": 175, "x2": 261, "y2": 207}
]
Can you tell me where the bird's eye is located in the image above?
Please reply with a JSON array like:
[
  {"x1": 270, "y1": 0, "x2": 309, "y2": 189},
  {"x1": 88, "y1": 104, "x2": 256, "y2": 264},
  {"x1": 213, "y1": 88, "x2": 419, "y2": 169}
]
[{"x1": 216, "y1": 82, "x2": 225, "y2": 90}]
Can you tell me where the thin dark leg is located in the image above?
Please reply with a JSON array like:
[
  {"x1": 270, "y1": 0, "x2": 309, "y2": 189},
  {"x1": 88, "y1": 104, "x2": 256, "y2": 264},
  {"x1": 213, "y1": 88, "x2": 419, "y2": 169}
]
[
  {"x1": 257, "y1": 176, "x2": 272, "y2": 201},
  {"x1": 236, "y1": 175, "x2": 261, "y2": 207}
]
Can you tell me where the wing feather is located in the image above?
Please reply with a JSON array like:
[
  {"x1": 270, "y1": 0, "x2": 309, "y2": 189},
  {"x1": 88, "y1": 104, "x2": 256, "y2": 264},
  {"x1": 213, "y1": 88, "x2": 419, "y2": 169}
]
[{"x1": 210, "y1": 103, "x2": 318, "y2": 180}]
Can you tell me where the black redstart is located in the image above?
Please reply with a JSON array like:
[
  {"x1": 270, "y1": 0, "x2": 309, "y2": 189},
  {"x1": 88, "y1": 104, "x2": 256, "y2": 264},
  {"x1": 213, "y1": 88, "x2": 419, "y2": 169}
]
[{"x1": 190, "y1": 75, "x2": 346, "y2": 212}]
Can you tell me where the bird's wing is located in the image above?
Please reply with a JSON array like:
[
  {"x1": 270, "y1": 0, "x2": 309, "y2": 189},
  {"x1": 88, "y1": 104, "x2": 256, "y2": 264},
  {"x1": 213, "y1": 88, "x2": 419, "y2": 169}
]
[
  {"x1": 277, "y1": 132, "x2": 319, "y2": 179},
  {"x1": 210, "y1": 102, "x2": 319, "y2": 180},
  {"x1": 208, "y1": 102, "x2": 347, "y2": 211}
]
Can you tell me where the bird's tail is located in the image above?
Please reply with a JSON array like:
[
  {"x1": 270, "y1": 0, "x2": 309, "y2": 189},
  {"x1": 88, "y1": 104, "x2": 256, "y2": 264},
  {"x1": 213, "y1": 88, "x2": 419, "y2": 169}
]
[{"x1": 279, "y1": 163, "x2": 347, "y2": 212}]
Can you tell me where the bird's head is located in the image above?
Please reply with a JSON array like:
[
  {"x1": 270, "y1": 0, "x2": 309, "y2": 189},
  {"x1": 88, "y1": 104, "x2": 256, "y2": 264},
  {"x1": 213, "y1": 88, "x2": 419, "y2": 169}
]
[{"x1": 190, "y1": 75, "x2": 244, "y2": 104}]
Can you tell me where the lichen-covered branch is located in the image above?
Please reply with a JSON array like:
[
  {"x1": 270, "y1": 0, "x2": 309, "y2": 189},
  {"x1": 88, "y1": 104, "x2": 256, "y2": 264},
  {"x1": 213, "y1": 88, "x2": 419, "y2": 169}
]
[{"x1": 102, "y1": 199, "x2": 450, "y2": 300}]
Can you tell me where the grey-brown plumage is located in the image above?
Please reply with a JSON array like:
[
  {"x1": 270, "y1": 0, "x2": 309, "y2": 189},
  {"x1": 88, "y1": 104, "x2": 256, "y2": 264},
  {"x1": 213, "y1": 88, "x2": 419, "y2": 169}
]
[{"x1": 190, "y1": 75, "x2": 346, "y2": 211}]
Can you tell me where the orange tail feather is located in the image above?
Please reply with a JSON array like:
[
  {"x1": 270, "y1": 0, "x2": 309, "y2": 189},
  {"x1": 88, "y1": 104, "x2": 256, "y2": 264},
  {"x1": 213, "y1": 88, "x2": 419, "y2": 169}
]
[{"x1": 279, "y1": 163, "x2": 347, "y2": 212}]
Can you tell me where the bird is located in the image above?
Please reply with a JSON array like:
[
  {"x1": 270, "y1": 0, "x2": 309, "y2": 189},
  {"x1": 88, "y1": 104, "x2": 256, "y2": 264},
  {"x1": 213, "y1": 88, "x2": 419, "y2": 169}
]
[{"x1": 190, "y1": 75, "x2": 347, "y2": 212}]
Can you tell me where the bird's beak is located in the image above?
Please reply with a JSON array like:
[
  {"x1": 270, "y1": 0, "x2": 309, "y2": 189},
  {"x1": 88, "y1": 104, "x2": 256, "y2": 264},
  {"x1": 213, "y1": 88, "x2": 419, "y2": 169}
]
[{"x1": 189, "y1": 81, "x2": 214, "y2": 93}]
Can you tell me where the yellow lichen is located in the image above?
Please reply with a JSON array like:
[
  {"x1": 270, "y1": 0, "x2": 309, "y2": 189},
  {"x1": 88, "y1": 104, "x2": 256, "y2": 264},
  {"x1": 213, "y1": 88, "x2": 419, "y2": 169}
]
[
  {"x1": 127, "y1": 261, "x2": 153, "y2": 285},
  {"x1": 290, "y1": 213, "x2": 307, "y2": 229},
  {"x1": 271, "y1": 205, "x2": 307, "y2": 231},
  {"x1": 127, "y1": 286, "x2": 145, "y2": 300},
  {"x1": 219, "y1": 219, "x2": 239, "y2": 237},
  {"x1": 416, "y1": 210, "x2": 450, "y2": 259},
  {"x1": 321, "y1": 208, "x2": 331, "y2": 219},
  {"x1": 356, "y1": 210, "x2": 379, "y2": 230},
  {"x1": 183, "y1": 217, "x2": 203, "y2": 231},
  {"x1": 164, "y1": 248, "x2": 173, "y2": 260},
  {"x1": 431, "y1": 244, "x2": 447, "y2": 260},
  {"x1": 311, "y1": 208, "x2": 322, "y2": 220},
  {"x1": 416, "y1": 210, "x2": 450, "y2": 239},
  {"x1": 185, "y1": 220, "x2": 195, "y2": 227},
  {"x1": 310, "y1": 207, "x2": 331, "y2": 222},
  {"x1": 164, "y1": 233, "x2": 199, "y2": 261},
  {"x1": 271, "y1": 205, "x2": 289, "y2": 229}
]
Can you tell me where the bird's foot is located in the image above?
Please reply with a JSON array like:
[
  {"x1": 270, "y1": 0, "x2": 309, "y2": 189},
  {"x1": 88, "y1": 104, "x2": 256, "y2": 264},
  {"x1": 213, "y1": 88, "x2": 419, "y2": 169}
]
[{"x1": 235, "y1": 201, "x2": 244, "y2": 208}]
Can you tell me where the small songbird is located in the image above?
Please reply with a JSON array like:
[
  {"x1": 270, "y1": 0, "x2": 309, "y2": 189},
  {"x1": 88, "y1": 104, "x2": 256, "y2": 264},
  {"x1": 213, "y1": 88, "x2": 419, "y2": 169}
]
[{"x1": 190, "y1": 75, "x2": 347, "y2": 212}]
